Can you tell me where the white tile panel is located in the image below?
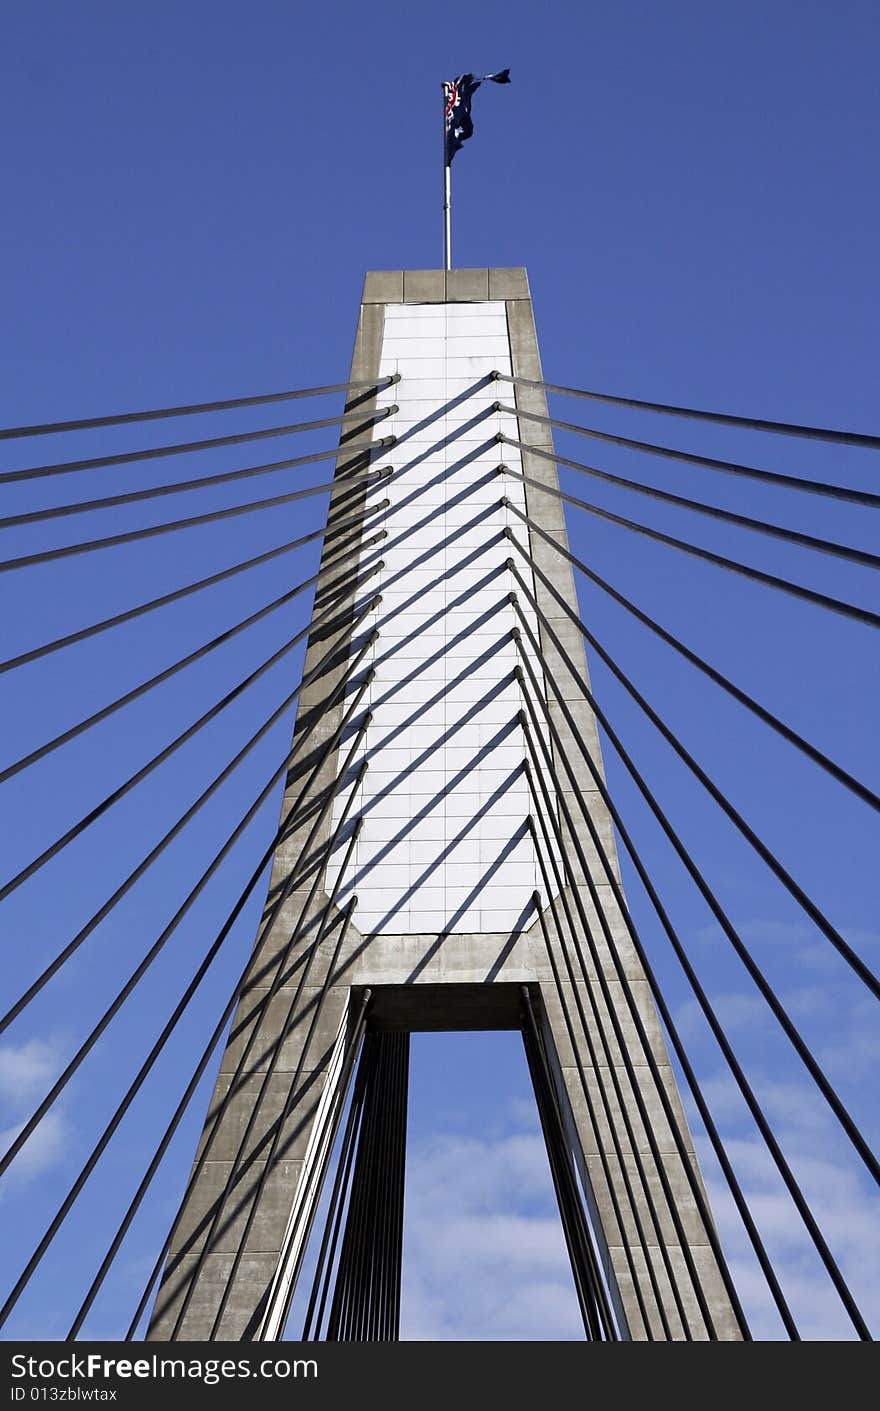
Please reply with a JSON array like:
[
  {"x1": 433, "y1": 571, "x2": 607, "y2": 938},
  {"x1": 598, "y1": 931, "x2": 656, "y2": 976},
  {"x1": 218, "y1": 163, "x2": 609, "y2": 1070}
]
[{"x1": 325, "y1": 300, "x2": 557, "y2": 934}]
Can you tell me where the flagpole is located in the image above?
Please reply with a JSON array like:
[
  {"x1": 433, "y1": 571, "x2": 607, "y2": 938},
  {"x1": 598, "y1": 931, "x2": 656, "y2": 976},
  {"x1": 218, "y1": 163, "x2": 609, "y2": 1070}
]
[
  {"x1": 444, "y1": 162, "x2": 451, "y2": 270},
  {"x1": 442, "y1": 85, "x2": 451, "y2": 270}
]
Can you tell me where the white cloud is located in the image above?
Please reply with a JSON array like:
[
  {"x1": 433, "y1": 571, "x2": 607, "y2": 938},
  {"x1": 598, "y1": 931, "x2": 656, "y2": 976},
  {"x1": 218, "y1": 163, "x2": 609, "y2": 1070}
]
[
  {"x1": 691, "y1": 1074, "x2": 880, "y2": 1340},
  {"x1": 0, "y1": 1039, "x2": 58, "y2": 1107},
  {"x1": 670, "y1": 914, "x2": 879, "y2": 1339},
  {"x1": 0, "y1": 1040, "x2": 68, "y2": 1188},
  {"x1": 401, "y1": 1128, "x2": 584, "y2": 1341},
  {"x1": 0, "y1": 1110, "x2": 66, "y2": 1184}
]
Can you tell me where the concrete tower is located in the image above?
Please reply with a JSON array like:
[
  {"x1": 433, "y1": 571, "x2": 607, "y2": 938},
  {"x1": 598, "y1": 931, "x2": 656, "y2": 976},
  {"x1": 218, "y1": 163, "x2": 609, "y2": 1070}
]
[{"x1": 147, "y1": 268, "x2": 741, "y2": 1341}]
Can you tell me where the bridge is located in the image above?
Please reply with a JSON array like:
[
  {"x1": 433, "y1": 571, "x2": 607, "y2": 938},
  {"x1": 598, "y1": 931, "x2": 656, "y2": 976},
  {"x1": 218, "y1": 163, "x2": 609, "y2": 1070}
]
[{"x1": 0, "y1": 267, "x2": 876, "y2": 1342}]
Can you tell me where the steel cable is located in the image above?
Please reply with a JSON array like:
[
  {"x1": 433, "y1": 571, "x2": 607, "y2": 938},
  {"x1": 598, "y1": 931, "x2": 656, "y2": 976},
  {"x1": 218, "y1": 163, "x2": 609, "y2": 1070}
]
[
  {"x1": 516, "y1": 691, "x2": 737, "y2": 1336},
  {"x1": 0, "y1": 562, "x2": 383, "y2": 913},
  {"x1": 0, "y1": 608, "x2": 374, "y2": 1042},
  {"x1": 500, "y1": 481, "x2": 880, "y2": 632},
  {"x1": 520, "y1": 685, "x2": 783, "y2": 1335},
  {"x1": 497, "y1": 432, "x2": 880, "y2": 571},
  {"x1": 495, "y1": 402, "x2": 880, "y2": 508},
  {"x1": 516, "y1": 628, "x2": 801, "y2": 1337},
  {"x1": 0, "y1": 459, "x2": 392, "y2": 573},
  {"x1": 0, "y1": 719, "x2": 370, "y2": 1331},
  {"x1": 0, "y1": 408, "x2": 396, "y2": 487},
  {"x1": 511, "y1": 580, "x2": 879, "y2": 1186},
  {"x1": 0, "y1": 505, "x2": 386, "y2": 676},
  {"x1": 0, "y1": 620, "x2": 377, "y2": 1192},
  {"x1": 521, "y1": 984, "x2": 617, "y2": 1340},
  {"x1": 507, "y1": 541, "x2": 880, "y2": 1001},
  {"x1": 263, "y1": 990, "x2": 372, "y2": 1342},
  {"x1": 301, "y1": 1046, "x2": 372, "y2": 1340},
  {"x1": 522, "y1": 796, "x2": 675, "y2": 1337},
  {"x1": 0, "y1": 377, "x2": 399, "y2": 443},
  {"x1": 160, "y1": 734, "x2": 373, "y2": 1334},
  {"x1": 501, "y1": 518, "x2": 878, "y2": 814},
  {"x1": 200, "y1": 802, "x2": 367, "y2": 1340},
  {"x1": 493, "y1": 373, "x2": 880, "y2": 450},
  {"x1": 65, "y1": 669, "x2": 376, "y2": 1338},
  {"x1": 510, "y1": 587, "x2": 873, "y2": 1338},
  {"x1": 326, "y1": 1032, "x2": 409, "y2": 1343},
  {"x1": 0, "y1": 493, "x2": 387, "y2": 786},
  {"x1": 520, "y1": 726, "x2": 727, "y2": 1339},
  {"x1": 122, "y1": 687, "x2": 375, "y2": 1340},
  {"x1": 0, "y1": 417, "x2": 397, "y2": 531}
]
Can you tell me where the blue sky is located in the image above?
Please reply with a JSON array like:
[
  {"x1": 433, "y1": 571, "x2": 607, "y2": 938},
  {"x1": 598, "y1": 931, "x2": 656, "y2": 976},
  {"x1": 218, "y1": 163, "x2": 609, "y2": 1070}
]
[{"x1": 0, "y1": 0, "x2": 878, "y2": 1341}]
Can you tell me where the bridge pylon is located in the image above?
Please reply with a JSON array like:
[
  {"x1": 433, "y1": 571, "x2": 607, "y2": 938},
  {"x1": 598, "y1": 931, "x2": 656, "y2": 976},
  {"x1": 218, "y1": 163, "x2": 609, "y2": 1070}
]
[{"x1": 146, "y1": 268, "x2": 742, "y2": 1342}]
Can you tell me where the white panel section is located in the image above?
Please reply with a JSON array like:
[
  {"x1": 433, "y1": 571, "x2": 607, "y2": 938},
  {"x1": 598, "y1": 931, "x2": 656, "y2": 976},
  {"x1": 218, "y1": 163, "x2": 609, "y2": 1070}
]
[{"x1": 325, "y1": 302, "x2": 556, "y2": 935}]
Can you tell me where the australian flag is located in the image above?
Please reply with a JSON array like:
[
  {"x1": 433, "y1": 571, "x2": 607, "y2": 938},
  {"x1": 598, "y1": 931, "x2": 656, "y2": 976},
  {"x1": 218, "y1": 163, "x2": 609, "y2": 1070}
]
[{"x1": 444, "y1": 69, "x2": 511, "y2": 164}]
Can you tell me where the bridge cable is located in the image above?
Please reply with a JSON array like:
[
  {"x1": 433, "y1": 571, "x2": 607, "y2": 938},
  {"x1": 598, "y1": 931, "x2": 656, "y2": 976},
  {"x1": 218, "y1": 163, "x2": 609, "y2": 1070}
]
[
  {"x1": 500, "y1": 481, "x2": 880, "y2": 632},
  {"x1": 521, "y1": 724, "x2": 736, "y2": 1339},
  {"x1": 55, "y1": 874, "x2": 369, "y2": 1338},
  {"x1": 493, "y1": 373, "x2": 880, "y2": 450},
  {"x1": 157, "y1": 734, "x2": 373, "y2": 1335},
  {"x1": 522, "y1": 686, "x2": 751, "y2": 1335},
  {"x1": 522, "y1": 797, "x2": 678, "y2": 1336},
  {"x1": 181, "y1": 790, "x2": 367, "y2": 1340},
  {"x1": 500, "y1": 518, "x2": 877, "y2": 814},
  {"x1": 331, "y1": 1034, "x2": 379, "y2": 1341},
  {"x1": 524, "y1": 834, "x2": 672, "y2": 1338},
  {"x1": 69, "y1": 895, "x2": 354, "y2": 1339},
  {"x1": 0, "y1": 406, "x2": 396, "y2": 487},
  {"x1": 511, "y1": 578, "x2": 879, "y2": 1182},
  {"x1": 0, "y1": 556, "x2": 383, "y2": 913},
  {"x1": 497, "y1": 433, "x2": 880, "y2": 572},
  {"x1": 326, "y1": 1034, "x2": 374, "y2": 1340},
  {"x1": 521, "y1": 983, "x2": 620, "y2": 1341},
  {"x1": 0, "y1": 509, "x2": 386, "y2": 676},
  {"x1": 517, "y1": 632, "x2": 871, "y2": 1342},
  {"x1": 301, "y1": 1016, "x2": 372, "y2": 1340},
  {"x1": 338, "y1": 1035, "x2": 391, "y2": 1341},
  {"x1": 12, "y1": 368, "x2": 876, "y2": 1338},
  {"x1": 0, "y1": 458, "x2": 392, "y2": 574},
  {"x1": 0, "y1": 709, "x2": 372, "y2": 1331},
  {"x1": 494, "y1": 403, "x2": 880, "y2": 509},
  {"x1": 269, "y1": 990, "x2": 372, "y2": 1342},
  {"x1": 514, "y1": 622, "x2": 818, "y2": 1338},
  {"x1": 385, "y1": 1031, "x2": 408, "y2": 1340},
  {"x1": 0, "y1": 633, "x2": 377, "y2": 1223},
  {"x1": 507, "y1": 539, "x2": 880, "y2": 1002},
  {"x1": 324, "y1": 1031, "x2": 410, "y2": 1342},
  {"x1": 507, "y1": 589, "x2": 874, "y2": 1337},
  {"x1": 0, "y1": 489, "x2": 386, "y2": 786},
  {"x1": 65, "y1": 666, "x2": 376, "y2": 1338},
  {"x1": 0, "y1": 418, "x2": 397, "y2": 532},
  {"x1": 304, "y1": 1008, "x2": 375, "y2": 1340},
  {"x1": 518, "y1": 677, "x2": 794, "y2": 1337},
  {"x1": 0, "y1": 377, "x2": 399, "y2": 443},
  {"x1": 121, "y1": 689, "x2": 375, "y2": 1340},
  {"x1": 62, "y1": 852, "x2": 356, "y2": 1341},
  {"x1": 0, "y1": 609, "x2": 377, "y2": 1053}
]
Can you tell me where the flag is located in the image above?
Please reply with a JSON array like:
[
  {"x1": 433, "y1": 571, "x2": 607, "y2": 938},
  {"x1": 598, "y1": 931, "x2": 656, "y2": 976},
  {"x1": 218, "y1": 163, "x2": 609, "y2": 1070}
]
[{"x1": 443, "y1": 69, "x2": 511, "y2": 163}]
